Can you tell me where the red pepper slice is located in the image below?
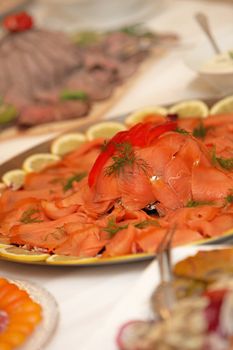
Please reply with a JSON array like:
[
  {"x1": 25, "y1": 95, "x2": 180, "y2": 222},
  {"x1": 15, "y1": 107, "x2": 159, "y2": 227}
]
[
  {"x1": 3, "y1": 12, "x2": 33, "y2": 33},
  {"x1": 88, "y1": 120, "x2": 177, "y2": 187},
  {"x1": 146, "y1": 121, "x2": 177, "y2": 145}
]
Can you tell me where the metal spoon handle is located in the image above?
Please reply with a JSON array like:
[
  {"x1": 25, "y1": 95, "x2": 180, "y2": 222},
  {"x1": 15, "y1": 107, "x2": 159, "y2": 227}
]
[{"x1": 195, "y1": 12, "x2": 221, "y2": 54}]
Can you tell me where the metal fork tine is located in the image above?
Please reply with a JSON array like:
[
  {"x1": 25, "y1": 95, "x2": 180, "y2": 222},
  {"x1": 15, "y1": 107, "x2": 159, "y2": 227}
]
[
  {"x1": 156, "y1": 225, "x2": 176, "y2": 283},
  {"x1": 151, "y1": 225, "x2": 177, "y2": 320}
]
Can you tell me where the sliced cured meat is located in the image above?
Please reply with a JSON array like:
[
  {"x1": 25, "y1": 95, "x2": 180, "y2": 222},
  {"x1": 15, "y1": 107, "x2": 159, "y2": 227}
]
[{"x1": 18, "y1": 100, "x2": 90, "y2": 126}]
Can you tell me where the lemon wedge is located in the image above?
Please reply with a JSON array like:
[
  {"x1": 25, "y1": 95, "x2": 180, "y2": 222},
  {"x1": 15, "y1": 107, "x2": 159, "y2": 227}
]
[
  {"x1": 51, "y1": 132, "x2": 87, "y2": 156},
  {"x1": 210, "y1": 95, "x2": 233, "y2": 115},
  {"x1": 0, "y1": 246, "x2": 49, "y2": 262},
  {"x1": 23, "y1": 153, "x2": 60, "y2": 173},
  {"x1": 46, "y1": 254, "x2": 99, "y2": 265},
  {"x1": 86, "y1": 122, "x2": 126, "y2": 140},
  {"x1": 125, "y1": 106, "x2": 168, "y2": 126},
  {"x1": 169, "y1": 100, "x2": 209, "y2": 118},
  {"x1": 2, "y1": 169, "x2": 26, "y2": 189}
]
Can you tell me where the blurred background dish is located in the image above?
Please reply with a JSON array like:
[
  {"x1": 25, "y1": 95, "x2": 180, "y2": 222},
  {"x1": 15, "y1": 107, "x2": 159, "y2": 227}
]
[
  {"x1": 184, "y1": 32, "x2": 233, "y2": 95},
  {"x1": 0, "y1": 0, "x2": 31, "y2": 19},
  {"x1": 31, "y1": 0, "x2": 165, "y2": 31}
]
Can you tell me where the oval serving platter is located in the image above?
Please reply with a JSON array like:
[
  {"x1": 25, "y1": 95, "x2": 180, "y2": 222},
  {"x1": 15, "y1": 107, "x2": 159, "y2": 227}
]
[{"x1": 0, "y1": 96, "x2": 233, "y2": 267}]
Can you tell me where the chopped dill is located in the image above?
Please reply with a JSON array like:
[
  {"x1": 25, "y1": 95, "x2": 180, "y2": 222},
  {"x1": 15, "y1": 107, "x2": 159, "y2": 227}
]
[
  {"x1": 211, "y1": 146, "x2": 233, "y2": 170},
  {"x1": 226, "y1": 194, "x2": 233, "y2": 204},
  {"x1": 186, "y1": 200, "x2": 214, "y2": 208},
  {"x1": 63, "y1": 172, "x2": 87, "y2": 191},
  {"x1": 20, "y1": 208, "x2": 43, "y2": 224},
  {"x1": 175, "y1": 128, "x2": 190, "y2": 135},
  {"x1": 134, "y1": 219, "x2": 159, "y2": 229},
  {"x1": 103, "y1": 218, "x2": 128, "y2": 237},
  {"x1": 192, "y1": 122, "x2": 207, "y2": 139}
]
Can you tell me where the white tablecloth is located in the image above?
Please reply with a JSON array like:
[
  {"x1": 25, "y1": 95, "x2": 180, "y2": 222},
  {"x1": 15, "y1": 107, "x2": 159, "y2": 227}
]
[{"x1": 0, "y1": 1, "x2": 233, "y2": 349}]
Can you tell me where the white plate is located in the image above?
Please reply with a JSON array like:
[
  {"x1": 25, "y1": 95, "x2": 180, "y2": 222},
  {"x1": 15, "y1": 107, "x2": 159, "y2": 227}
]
[{"x1": 85, "y1": 245, "x2": 228, "y2": 350}]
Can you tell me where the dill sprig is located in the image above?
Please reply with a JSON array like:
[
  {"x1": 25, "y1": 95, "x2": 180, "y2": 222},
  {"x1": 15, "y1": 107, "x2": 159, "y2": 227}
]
[
  {"x1": 104, "y1": 142, "x2": 149, "y2": 177},
  {"x1": 63, "y1": 172, "x2": 87, "y2": 191},
  {"x1": 103, "y1": 218, "x2": 128, "y2": 237},
  {"x1": 186, "y1": 200, "x2": 214, "y2": 208},
  {"x1": 134, "y1": 219, "x2": 159, "y2": 229},
  {"x1": 192, "y1": 122, "x2": 207, "y2": 139},
  {"x1": 211, "y1": 146, "x2": 233, "y2": 170},
  {"x1": 175, "y1": 128, "x2": 190, "y2": 135},
  {"x1": 226, "y1": 194, "x2": 233, "y2": 204},
  {"x1": 20, "y1": 208, "x2": 43, "y2": 224}
]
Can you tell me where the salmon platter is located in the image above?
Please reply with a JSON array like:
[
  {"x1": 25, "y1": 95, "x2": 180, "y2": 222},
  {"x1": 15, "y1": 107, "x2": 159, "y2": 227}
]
[{"x1": 1, "y1": 97, "x2": 233, "y2": 266}]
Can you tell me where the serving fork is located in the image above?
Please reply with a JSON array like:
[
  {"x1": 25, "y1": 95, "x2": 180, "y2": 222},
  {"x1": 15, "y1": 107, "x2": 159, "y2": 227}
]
[{"x1": 151, "y1": 225, "x2": 177, "y2": 320}]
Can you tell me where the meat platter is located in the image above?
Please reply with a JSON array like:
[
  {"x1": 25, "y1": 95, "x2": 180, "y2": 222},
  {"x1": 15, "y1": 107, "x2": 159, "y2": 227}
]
[{"x1": 0, "y1": 11, "x2": 178, "y2": 140}]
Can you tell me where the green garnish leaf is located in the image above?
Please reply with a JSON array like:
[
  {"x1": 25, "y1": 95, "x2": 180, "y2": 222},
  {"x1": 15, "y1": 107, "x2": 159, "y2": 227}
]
[
  {"x1": 103, "y1": 218, "x2": 128, "y2": 237},
  {"x1": 216, "y1": 157, "x2": 233, "y2": 170},
  {"x1": 20, "y1": 209, "x2": 43, "y2": 224},
  {"x1": 175, "y1": 128, "x2": 190, "y2": 135},
  {"x1": 192, "y1": 122, "x2": 207, "y2": 139},
  {"x1": 228, "y1": 51, "x2": 233, "y2": 60},
  {"x1": 101, "y1": 140, "x2": 109, "y2": 152},
  {"x1": 44, "y1": 226, "x2": 66, "y2": 241},
  {"x1": 211, "y1": 146, "x2": 233, "y2": 170},
  {"x1": 60, "y1": 90, "x2": 88, "y2": 101},
  {"x1": 0, "y1": 104, "x2": 18, "y2": 124},
  {"x1": 72, "y1": 31, "x2": 103, "y2": 46},
  {"x1": 134, "y1": 219, "x2": 159, "y2": 229},
  {"x1": 105, "y1": 142, "x2": 149, "y2": 177},
  {"x1": 186, "y1": 200, "x2": 214, "y2": 208},
  {"x1": 226, "y1": 194, "x2": 233, "y2": 203},
  {"x1": 120, "y1": 24, "x2": 154, "y2": 39},
  {"x1": 63, "y1": 172, "x2": 87, "y2": 192}
]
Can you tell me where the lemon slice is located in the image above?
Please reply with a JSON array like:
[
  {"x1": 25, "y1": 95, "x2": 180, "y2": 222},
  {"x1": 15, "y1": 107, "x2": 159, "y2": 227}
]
[
  {"x1": 0, "y1": 246, "x2": 49, "y2": 262},
  {"x1": 51, "y1": 132, "x2": 87, "y2": 156},
  {"x1": 210, "y1": 95, "x2": 233, "y2": 115},
  {"x1": 23, "y1": 153, "x2": 60, "y2": 173},
  {"x1": 169, "y1": 100, "x2": 209, "y2": 118},
  {"x1": 46, "y1": 254, "x2": 99, "y2": 265},
  {"x1": 2, "y1": 169, "x2": 26, "y2": 189},
  {"x1": 86, "y1": 121, "x2": 126, "y2": 140},
  {"x1": 125, "y1": 106, "x2": 168, "y2": 126},
  {"x1": 0, "y1": 243, "x2": 10, "y2": 248}
]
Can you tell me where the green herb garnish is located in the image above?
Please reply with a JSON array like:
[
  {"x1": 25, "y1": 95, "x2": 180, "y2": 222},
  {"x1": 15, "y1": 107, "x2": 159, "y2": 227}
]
[
  {"x1": 175, "y1": 128, "x2": 190, "y2": 135},
  {"x1": 60, "y1": 90, "x2": 88, "y2": 101},
  {"x1": 0, "y1": 104, "x2": 18, "y2": 124},
  {"x1": 226, "y1": 194, "x2": 233, "y2": 203},
  {"x1": 20, "y1": 209, "x2": 43, "y2": 224},
  {"x1": 211, "y1": 146, "x2": 233, "y2": 170},
  {"x1": 216, "y1": 157, "x2": 233, "y2": 170},
  {"x1": 101, "y1": 140, "x2": 109, "y2": 152},
  {"x1": 103, "y1": 218, "x2": 128, "y2": 237},
  {"x1": 192, "y1": 122, "x2": 207, "y2": 139},
  {"x1": 186, "y1": 200, "x2": 214, "y2": 208},
  {"x1": 228, "y1": 51, "x2": 233, "y2": 60},
  {"x1": 105, "y1": 142, "x2": 149, "y2": 177},
  {"x1": 44, "y1": 226, "x2": 66, "y2": 241},
  {"x1": 63, "y1": 172, "x2": 87, "y2": 192},
  {"x1": 134, "y1": 219, "x2": 159, "y2": 229}
]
